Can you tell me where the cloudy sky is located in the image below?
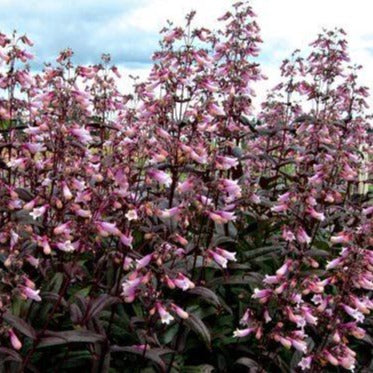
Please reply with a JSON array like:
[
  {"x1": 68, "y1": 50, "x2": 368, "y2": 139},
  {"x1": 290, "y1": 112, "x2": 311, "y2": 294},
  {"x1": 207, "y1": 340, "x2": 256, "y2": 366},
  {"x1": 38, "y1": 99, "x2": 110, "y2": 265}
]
[{"x1": 1, "y1": 0, "x2": 373, "y2": 105}]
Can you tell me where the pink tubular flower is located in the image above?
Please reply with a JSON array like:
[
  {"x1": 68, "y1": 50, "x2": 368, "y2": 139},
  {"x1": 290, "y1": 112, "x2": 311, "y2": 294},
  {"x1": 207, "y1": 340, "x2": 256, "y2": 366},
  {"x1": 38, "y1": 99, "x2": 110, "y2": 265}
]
[
  {"x1": 70, "y1": 127, "x2": 93, "y2": 144},
  {"x1": 276, "y1": 260, "x2": 291, "y2": 276},
  {"x1": 208, "y1": 102, "x2": 225, "y2": 116},
  {"x1": 208, "y1": 210, "x2": 236, "y2": 224},
  {"x1": 156, "y1": 303, "x2": 174, "y2": 324},
  {"x1": 121, "y1": 277, "x2": 142, "y2": 303},
  {"x1": 330, "y1": 232, "x2": 351, "y2": 244},
  {"x1": 252, "y1": 288, "x2": 272, "y2": 303},
  {"x1": 208, "y1": 248, "x2": 237, "y2": 268},
  {"x1": 298, "y1": 356, "x2": 312, "y2": 371},
  {"x1": 156, "y1": 207, "x2": 180, "y2": 219},
  {"x1": 233, "y1": 327, "x2": 255, "y2": 338},
  {"x1": 307, "y1": 207, "x2": 325, "y2": 221},
  {"x1": 216, "y1": 155, "x2": 239, "y2": 170},
  {"x1": 21, "y1": 286, "x2": 41, "y2": 302},
  {"x1": 136, "y1": 254, "x2": 153, "y2": 270},
  {"x1": 96, "y1": 221, "x2": 121, "y2": 236},
  {"x1": 282, "y1": 226, "x2": 295, "y2": 241},
  {"x1": 148, "y1": 169, "x2": 172, "y2": 187},
  {"x1": 9, "y1": 329, "x2": 22, "y2": 350},
  {"x1": 171, "y1": 303, "x2": 189, "y2": 319},
  {"x1": 296, "y1": 227, "x2": 311, "y2": 245},
  {"x1": 30, "y1": 205, "x2": 48, "y2": 220},
  {"x1": 120, "y1": 233, "x2": 133, "y2": 248},
  {"x1": 173, "y1": 273, "x2": 195, "y2": 291}
]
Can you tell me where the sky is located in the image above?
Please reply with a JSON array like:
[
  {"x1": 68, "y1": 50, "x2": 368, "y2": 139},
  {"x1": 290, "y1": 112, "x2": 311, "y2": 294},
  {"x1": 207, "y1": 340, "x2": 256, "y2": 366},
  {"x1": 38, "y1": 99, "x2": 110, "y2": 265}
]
[{"x1": 1, "y1": 0, "x2": 373, "y2": 106}]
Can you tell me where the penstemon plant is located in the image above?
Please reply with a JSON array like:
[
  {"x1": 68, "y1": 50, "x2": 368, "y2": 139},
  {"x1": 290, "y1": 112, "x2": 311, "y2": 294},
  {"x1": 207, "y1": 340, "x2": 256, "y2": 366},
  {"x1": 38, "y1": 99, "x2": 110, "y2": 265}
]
[{"x1": 0, "y1": 2, "x2": 371, "y2": 372}]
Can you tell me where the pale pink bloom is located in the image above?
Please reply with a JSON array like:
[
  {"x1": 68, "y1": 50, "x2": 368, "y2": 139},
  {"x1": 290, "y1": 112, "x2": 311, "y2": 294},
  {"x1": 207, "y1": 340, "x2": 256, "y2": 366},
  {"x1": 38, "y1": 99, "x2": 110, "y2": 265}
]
[
  {"x1": 73, "y1": 207, "x2": 91, "y2": 218},
  {"x1": 177, "y1": 178, "x2": 194, "y2": 193},
  {"x1": 123, "y1": 257, "x2": 133, "y2": 271},
  {"x1": 62, "y1": 182, "x2": 73, "y2": 200},
  {"x1": 326, "y1": 257, "x2": 343, "y2": 270},
  {"x1": 148, "y1": 169, "x2": 172, "y2": 187},
  {"x1": 26, "y1": 255, "x2": 39, "y2": 268},
  {"x1": 9, "y1": 329, "x2": 22, "y2": 350},
  {"x1": 278, "y1": 192, "x2": 290, "y2": 203},
  {"x1": 342, "y1": 304, "x2": 365, "y2": 322},
  {"x1": 157, "y1": 207, "x2": 180, "y2": 219},
  {"x1": 308, "y1": 172, "x2": 323, "y2": 185},
  {"x1": 215, "y1": 248, "x2": 237, "y2": 262},
  {"x1": 70, "y1": 127, "x2": 93, "y2": 144},
  {"x1": 291, "y1": 338, "x2": 307, "y2": 353},
  {"x1": 156, "y1": 303, "x2": 174, "y2": 324},
  {"x1": 125, "y1": 209, "x2": 138, "y2": 221},
  {"x1": 96, "y1": 221, "x2": 121, "y2": 236},
  {"x1": 263, "y1": 275, "x2": 280, "y2": 285},
  {"x1": 208, "y1": 210, "x2": 236, "y2": 224},
  {"x1": 208, "y1": 102, "x2": 225, "y2": 116},
  {"x1": 252, "y1": 288, "x2": 272, "y2": 303},
  {"x1": 233, "y1": 327, "x2": 255, "y2": 338},
  {"x1": 296, "y1": 227, "x2": 311, "y2": 245},
  {"x1": 276, "y1": 260, "x2": 291, "y2": 276},
  {"x1": 174, "y1": 273, "x2": 195, "y2": 291},
  {"x1": 10, "y1": 230, "x2": 19, "y2": 250},
  {"x1": 53, "y1": 222, "x2": 71, "y2": 235},
  {"x1": 7, "y1": 158, "x2": 27, "y2": 170},
  {"x1": 209, "y1": 250, "x2": 228, "y2": 268},
  {"x1": 216, "y1": 155, "x2": 239, "y2": 170},
  {"x1": 22, "y1": 286, "x2": 41, "y2": 302},
  {"x1": 271, "y1": 203, "x2": 288, "y2": 213},
  {"x1": 250, "y1": 194, "x2": 261, "y2": 204},
  {"x1": 30, "y1": 205, "x2": 48, "y2": 220},
  {"x1": 24, "y1": 142, "x2": 46, "y2": 154},
  {"x1": 136, "y1": 254, "x2": 152, "y2": 270},
  {"x1": 120, "y1": 233, "x2": 133, "y2": 248},
  {"x1": 122, "y1": 277, "x2": 142, "y2": 303},
  {"x1": 307, "y1": 207, "x2": 325, "y2": 221},
  {"x1": 282, "y1": 226, "x2": 295, "y2": 241},
  {"x1": 330, "y1": 232, "x2": 350, "y2": 244},
  {"x1": 298, "y1": 356, "x2": 312, "y2": 371},
  {"x1": 56, "y1": 240, "x2": 76, "y2": 252},
  {"x1": 323, "y1": 350, "x2": 339, "y2": 366},
  {"x1": 171, "y1": 303, "x2": 189, "y2": 319}
]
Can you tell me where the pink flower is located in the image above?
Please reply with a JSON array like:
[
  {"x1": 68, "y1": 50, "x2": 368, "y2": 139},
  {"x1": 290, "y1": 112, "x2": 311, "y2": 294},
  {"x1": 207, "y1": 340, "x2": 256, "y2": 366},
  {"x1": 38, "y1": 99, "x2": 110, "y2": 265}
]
[
  {"x1": 233, "y1": 327, "x2": 255, "y2": 338},
  {"x1": 307, "y1": 207, "x2": 325, "y2": 221},
  {"x1": 157, "y1": 207, "x2": 180, "y2": 219},
  {"x1": 136, "y1": 254, "x2": 152, "y2": 270},
  {"x1": 120, "y1": 233, "x2": 133, "y2": 248},
  {"x1": 96, "y1": 221, "x2": 121, "y2": 236},
  {"x1": 9, "y1": 329, "x2": 22, "y2": 350},
  {"x1": 173, "y1": 273, "x2": 195, "y2": 291},
  {"x1": 148, "y1": 169, "x2": 172, "y2": 187},
  {"x1": 252, "y1": 288, "x2": 272, "y2": 303},
  {"x1": 208, "y1": 102, "x2": 225, "y2": 117},
  {"x1": 21, "y1": 286, "x2": 41, "y2": 302},
  {"x1": 208, "y1": 210, "x2": 236, "y2": 224},
  {"x1": 171, "y1": 303, "x2": 189, "y2": 319},
  {"x1": 296, "y1": 227, "x2": 311, "y2": 245},
  {"x1": 298, "y1": 356, "x2": 312, "y2": 371},
  {"x1": 122, "y1": 277, "x2": 142, "y2": 303},
  {"x1": 156, "y1": 303, "x2": 174, "y2": 324},
  {"x1": 70, "y1": 127, "x2": 93, "y2": 144}
]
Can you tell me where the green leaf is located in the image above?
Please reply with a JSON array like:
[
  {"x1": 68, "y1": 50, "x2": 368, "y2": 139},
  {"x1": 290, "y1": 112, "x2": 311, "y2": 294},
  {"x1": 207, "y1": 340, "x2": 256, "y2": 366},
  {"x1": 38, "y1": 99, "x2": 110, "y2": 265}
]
[
  {"x1": 3, "y1": 312, "x2": 37, "y2": 339},
  {"x1": 184, "y1": 314, "x2": 211, "y2": 349},
  {"x1": 38, "y1": 330, "x2": 105, "y2": 348}
]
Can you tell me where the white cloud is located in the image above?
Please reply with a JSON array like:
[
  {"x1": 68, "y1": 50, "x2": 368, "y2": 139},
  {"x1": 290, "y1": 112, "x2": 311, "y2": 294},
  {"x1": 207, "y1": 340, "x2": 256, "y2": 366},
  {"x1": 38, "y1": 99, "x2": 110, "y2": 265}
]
[{"x1": 1, "y1": 0, "x2": 372, "y2": 110}]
